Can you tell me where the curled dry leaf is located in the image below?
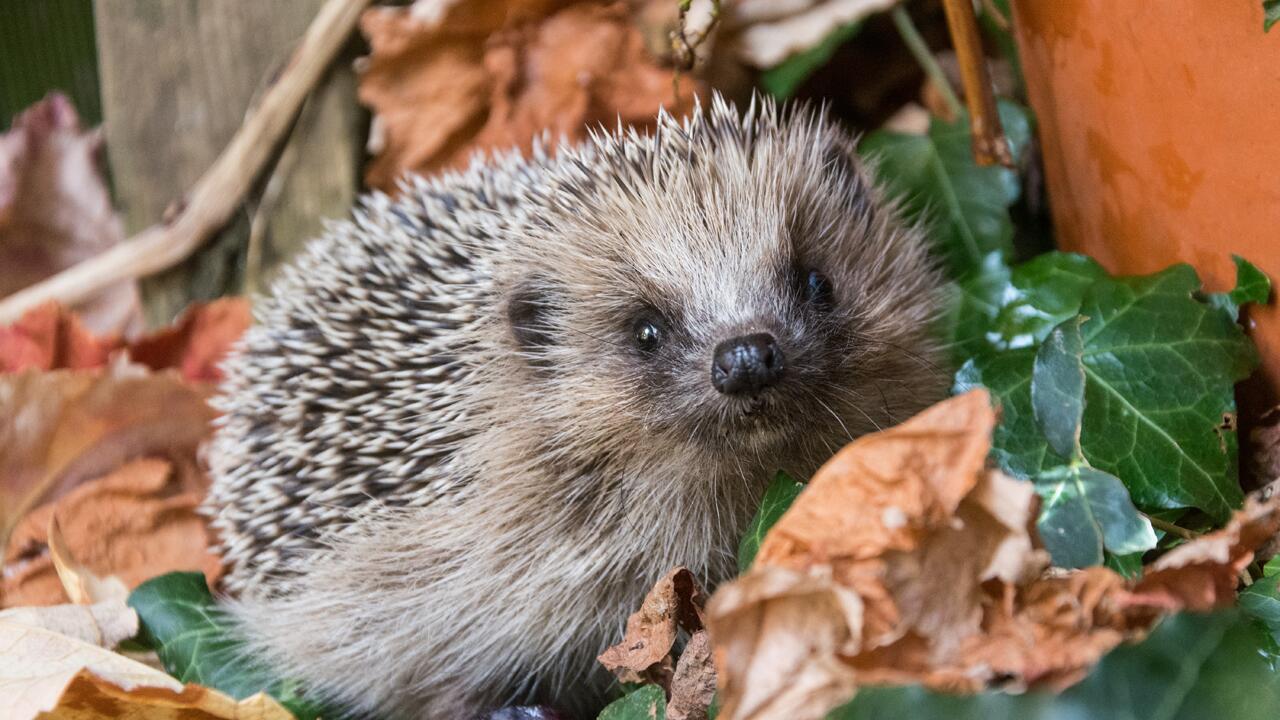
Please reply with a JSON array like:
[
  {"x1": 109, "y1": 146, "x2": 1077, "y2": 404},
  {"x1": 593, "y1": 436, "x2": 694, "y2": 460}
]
[
  {"x1": 0, "y1": 599, "x2": 137, "y2": 649},
  {"x1": 727, "y1": 0, "x2": 901, "y2": 68},
  {"x1": 1130, "y1": 490, "x2": 1280, "y2": 611},
  {"x1": 666, "y1": 630, "x2": 717, "y2": 720},
  {"x1": 0, "y1": 360, "x2": 214, "y2": 555},
  {"x1": 598, "y1": 566, "x2": 707, "y2": 686},
  {"x1": 0, "y1": 298, "x2": 250, "y2": 382},
  {"x1": 707, "y1": 389, "x2": 1280, "y2": 720},
  {"x1": 0, "y1": 93, "x2": 140, "y2": 334},
  {"x1": 358, "y1": 0, "x2": 702, "y2": 191},
  {"x1": 0, "y1": 619, "x2": 292, "y2": 720},
  {"x1": 4, "y1": 458, "x2": 222, "y2": 608},
  {"x1": 125, "y1": 297, "x2": 251, "y2": 383},
  {"x1": 48, "y1": 514, "x2": 130, "y2": 605},
  {"x1": 600, "y1": 566, "x2": 718, "y2": 720}
]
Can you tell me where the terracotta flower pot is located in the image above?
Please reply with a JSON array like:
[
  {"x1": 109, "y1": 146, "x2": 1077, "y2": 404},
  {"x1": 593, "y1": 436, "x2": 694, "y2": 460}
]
[{"x1": 1009, "y1": 0, "x2": 1280, "y2": 416}]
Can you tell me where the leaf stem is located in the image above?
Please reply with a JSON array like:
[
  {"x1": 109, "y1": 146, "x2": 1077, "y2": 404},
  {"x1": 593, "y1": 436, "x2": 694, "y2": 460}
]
[
  {"x1": 939, "y1": 0, "x2": 1014, "y2": 166},
  {"x1": 890, "y1": 5, "x2": 963, "y2": 119},
  {"x1": 1145, "y1": 515, "x2": 1200, "y2": 541}
]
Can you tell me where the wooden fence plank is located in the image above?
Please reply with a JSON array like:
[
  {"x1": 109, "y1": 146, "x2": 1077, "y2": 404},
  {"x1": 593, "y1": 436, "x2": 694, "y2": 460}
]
[{"x1": 93, "y1": 0, "x2": 363, "y2": 325}]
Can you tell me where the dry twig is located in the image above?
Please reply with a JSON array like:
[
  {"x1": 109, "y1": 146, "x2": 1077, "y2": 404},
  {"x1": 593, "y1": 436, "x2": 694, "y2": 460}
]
[
  {"x1": 939, "y1": 0, "x2": 1013, "y2": 167},
  {"x1": 0, "y1": 0, "x2": 372, "y2": 324}
]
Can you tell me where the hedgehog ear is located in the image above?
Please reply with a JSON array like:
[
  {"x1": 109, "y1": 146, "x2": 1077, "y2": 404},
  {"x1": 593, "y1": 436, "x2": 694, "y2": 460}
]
[
  {"x1": 825, "y1": 142, "x2": 871, "y2": 217},
  {"x1": 507, "y1": 281, "x2": 557, "y2": 355}
]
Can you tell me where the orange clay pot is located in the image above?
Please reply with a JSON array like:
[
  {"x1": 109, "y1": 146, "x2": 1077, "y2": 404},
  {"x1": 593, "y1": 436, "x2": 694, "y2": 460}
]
[{"x1": 1009, "y1": 0, "x2": 1280, "y2": 417}]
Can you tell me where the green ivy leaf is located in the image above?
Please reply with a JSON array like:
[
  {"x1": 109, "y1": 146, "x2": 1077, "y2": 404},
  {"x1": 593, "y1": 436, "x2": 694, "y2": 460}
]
[
  {"x1": 738, "y1": 471, "x2": 805, "y2": 573},
  {"x1": 1015, "y1": 316, "x2": 1156, "y2": 568},
  {"x1": 760, "y1": 21, "x2": 864, "y2": 99},
  {"x1": 1104, "y1": 550, "x2": 1144, "y2": 579},
  {"x1": 955, "y1": 349, "x2": 1058, "y2": 478},
  {"x1": 959, "y1": 265, "x2": 1258, "y2": 523},
  {"x1": 1240, "y1": 556, "x2": 1280, "y2": 665},
  {"x1": 1208, "y1": 255, "x2": 1272, "y2": 321},
  {"x1": 860, "y1": 101, "x2": 1032, "y2": 279},
  {"x1": 598, "y1": 684, "x2": 666, "y2": 720},
  {"x1": 128, "y1": 572, "x2": 335, "y2": 720},
  {"x1": 1076, "y1": 265, "x2": 1256, "y2": 520},
  {"x1": 829, "y1": 611, "x2": 1280, "y2": 720},
  {"x1": 939, "y1": 252, "x2": 1010, "y2": 364},
  {"x1": 1266, "y1": 0, "x2": 1280, "y2": 31},
  {"x1": 1033, "y1": 464, "x2": 1155, "y2": 568},
  {"x1": 1031, "y1": 315, "x2": 1088, "y2": 459},
  {"x1": 991, "y1": 252, "x2": 1107, "y2": 351}
]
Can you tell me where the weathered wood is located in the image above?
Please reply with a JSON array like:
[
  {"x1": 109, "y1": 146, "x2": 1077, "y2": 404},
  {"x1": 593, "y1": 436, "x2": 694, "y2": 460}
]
[{"x1": 93, "y1": 0, "x2": 363, "y2": 325}]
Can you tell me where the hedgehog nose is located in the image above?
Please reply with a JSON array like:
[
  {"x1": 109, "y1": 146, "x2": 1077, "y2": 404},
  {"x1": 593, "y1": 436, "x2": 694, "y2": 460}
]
[{"x1": 711, "y1": 333, "x2": 785, "y2": 395}]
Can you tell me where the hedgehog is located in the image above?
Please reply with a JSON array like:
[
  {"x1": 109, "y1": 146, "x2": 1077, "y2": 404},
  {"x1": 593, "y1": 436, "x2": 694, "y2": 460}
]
[{"x1": 203, "y1": 94, "x2": 948, "y2": 718}]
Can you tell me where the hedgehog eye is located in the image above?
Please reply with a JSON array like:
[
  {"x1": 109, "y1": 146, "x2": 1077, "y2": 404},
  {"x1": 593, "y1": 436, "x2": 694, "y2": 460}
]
[
  {"x1": 804, "y1": 269, "x2": 835, "y2": 311},
  {"x1": 633, "y1": 317, "x2": 663, "y2": 352}
]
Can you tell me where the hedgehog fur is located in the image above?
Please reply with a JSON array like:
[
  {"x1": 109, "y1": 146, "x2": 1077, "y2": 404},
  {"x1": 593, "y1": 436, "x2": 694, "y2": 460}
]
[{"x1": 203, "y1": 94, "x2": 948, "y2": 718}]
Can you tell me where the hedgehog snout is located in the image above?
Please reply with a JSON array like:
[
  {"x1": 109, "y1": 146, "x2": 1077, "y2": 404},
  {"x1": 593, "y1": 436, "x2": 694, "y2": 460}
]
[{"x1": 710, "y1": 333, "x2": 785, "y2": 395}]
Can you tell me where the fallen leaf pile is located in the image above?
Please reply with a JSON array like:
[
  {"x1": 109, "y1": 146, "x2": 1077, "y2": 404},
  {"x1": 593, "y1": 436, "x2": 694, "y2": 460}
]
[
  {"x1": 0, "y1": 620, "x2": 293, "y2": 720},
  {"x1": 355, "y1": 0, "x2": 929, "y2": 193},
  {"x1": 0, "y1": 299, "x2": 249, "y2": 381},
  {"x1": 598, "y1": 567, "x2": 716, "y2": 720},
  {"x1": 697, "y1": 390, "x2": 1280, "y2": 720},
  {"x1": 0, "y1": 93, "x2": 141, "y2": 334},
  {"x1": 357, "y1": 0, "x2": 704, "y2": 191},
  {"x1": 0, "y1": 509, "x2": 289, "y2": 719},
  {"x1": 0, "y1": 299, "x2": 250, "y2": 609}
]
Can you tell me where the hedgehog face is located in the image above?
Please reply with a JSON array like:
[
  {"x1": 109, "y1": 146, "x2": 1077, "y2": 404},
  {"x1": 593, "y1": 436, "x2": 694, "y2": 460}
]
[{"x1": 500, "y1": 100, "x2": 946, "y2": 478}]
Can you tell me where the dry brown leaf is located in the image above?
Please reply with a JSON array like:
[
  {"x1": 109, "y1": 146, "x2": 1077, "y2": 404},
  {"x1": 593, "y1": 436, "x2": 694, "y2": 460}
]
[
  {"x1": 0, "y1": 303, "x2": 116, "y2": 374},
  {"x1": 0, "y1": 94, "x2": 140, "y2": 334},
  {"x1": 358, "y1": 0, "x2": 702, "y2": 191},
  {"x1": 0, "y1": 600, "x2": 137, "y2": 649},
  {"x1": 708, "y1": 564, "x2": 862, "y2": 720},
  {"x1": 667, "y1": 629, "x2": 717, "y2": 720},
  {"x1": 728, "y1": 0, "x2": 901, "y2": 68},
  {"x1": 1130, "y1": 491, "x2": 1280, "y2": 611},
  {"x1": 48, "y1": 514, "x2": 130, "y2": 605},
  {"x1": 125, "y1": 297, "x2": 251, "y2": 383},
  {"x1": 598, "y1": 566, "x2": 707, "y2": 686},
  {"x1": 707, "y1": 389, "x2": 1280, "y2": 720},
  {"x1": 3, "y1": 458, "x2": 222, "y2": 608},
  {"x1": 0, "y1": 299, "x2": 250, "y2": 382},
  {"x1": 0, "y1": 619, "x2": 292, "y2": 720},
  {"x1": 0, "y1": 360, "x2": 215, "y2": 558}
]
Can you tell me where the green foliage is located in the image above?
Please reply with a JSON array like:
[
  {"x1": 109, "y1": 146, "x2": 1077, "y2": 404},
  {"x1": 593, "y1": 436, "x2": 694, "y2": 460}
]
[
  {"x1": 1241, "y1": 557, "x2": 1280, "y2": 664},
  {"x1": 1104, "y1": 550, "x2": 1144, "y2": 579},
  {"x1": 990, "y1": 252, "x2": 1108, "y2": 351},
  {"x1": 1031, "y1": 316, "x2": 1088, "y2": 459},
  {"x1": 1208, "y1": 256, "x2": 1271, "y2": 321},
  {"x1": 598, "y1": 684, "x2": 666, "y2": 720},
  {"x1": 943, "y1": 251, "x2": 1110, "y2": 366},
  {"x1": 1028, "y1": 316, "x2": 1155, "y2": 567},
  {"x1": 860, "y1": 101, "x2": 1032, "y2": 279},
  {"x1": 761, "y1": 21, "x2": 864, "y2": 99},
  {"x1": 957, "y1": 264, "x2": 1259, "y2": 526},
  {"x1": 939, "y1": 252, "x2": 1011, "y2": 364},
  {"x1": 1266, "y1": 0, "x2": 1280, "y2": 31},
  {"x1": 738, "y1": 471, "x2": 806, "y2": 572},
  {"x1": 829, "y1": 611, "x2": 1280, "y2": 719},
  {"x1": 128, "y1": 572, "x2": 335, "y2": 720},
  {"x1": 1033, "y1": 463, "x2": 1155, "y2": 568}
]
